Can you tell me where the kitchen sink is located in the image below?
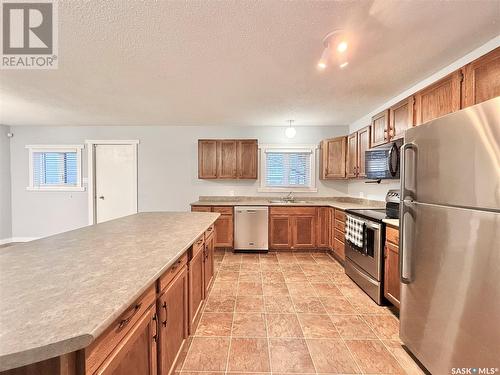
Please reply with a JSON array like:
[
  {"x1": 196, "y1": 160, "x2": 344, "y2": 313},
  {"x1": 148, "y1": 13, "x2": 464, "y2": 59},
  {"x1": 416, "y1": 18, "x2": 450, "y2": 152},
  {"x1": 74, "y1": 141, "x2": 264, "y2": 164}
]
[{"x1": 268, "y1": 200, "x2": 312, "y2": 204}]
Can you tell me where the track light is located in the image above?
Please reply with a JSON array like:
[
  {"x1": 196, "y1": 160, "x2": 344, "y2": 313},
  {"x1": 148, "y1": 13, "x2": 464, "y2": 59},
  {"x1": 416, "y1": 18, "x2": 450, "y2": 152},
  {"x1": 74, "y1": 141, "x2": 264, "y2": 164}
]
[{"x1": 317, "y1": 30, "x2": 349, "y2": 71}]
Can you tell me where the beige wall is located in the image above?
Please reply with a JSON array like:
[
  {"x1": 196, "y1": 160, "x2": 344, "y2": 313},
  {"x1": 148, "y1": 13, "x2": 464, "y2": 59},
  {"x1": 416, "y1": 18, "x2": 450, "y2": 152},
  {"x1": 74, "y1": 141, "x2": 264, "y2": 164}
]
[
  {"x1": 9, "y1": 125, "x2": 349, "y2": 239},
  {"x1": 0, "y1": 125, "x2": 12, "y2": 242}
]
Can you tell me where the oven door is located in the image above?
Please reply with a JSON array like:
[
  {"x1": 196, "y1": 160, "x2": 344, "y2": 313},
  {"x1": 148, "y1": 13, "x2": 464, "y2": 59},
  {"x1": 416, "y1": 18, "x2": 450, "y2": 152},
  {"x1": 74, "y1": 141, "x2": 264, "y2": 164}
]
[{"x1": 345, "y1": 217, "x2": 382, "y2": 281}]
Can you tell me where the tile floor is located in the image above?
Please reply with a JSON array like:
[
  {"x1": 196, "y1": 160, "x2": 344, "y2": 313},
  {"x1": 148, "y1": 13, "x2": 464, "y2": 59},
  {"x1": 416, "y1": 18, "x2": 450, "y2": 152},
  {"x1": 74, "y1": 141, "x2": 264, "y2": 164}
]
[{"x1": 176, "y1": 251, "x2": 425, "y2": 375}]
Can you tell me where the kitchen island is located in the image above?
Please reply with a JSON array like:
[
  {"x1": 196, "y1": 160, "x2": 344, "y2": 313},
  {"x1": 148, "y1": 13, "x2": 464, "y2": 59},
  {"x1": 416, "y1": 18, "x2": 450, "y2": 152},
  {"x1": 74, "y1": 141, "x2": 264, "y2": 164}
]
[{"x1": 0, "y1": 212, "x2": 219, "y2": 374}]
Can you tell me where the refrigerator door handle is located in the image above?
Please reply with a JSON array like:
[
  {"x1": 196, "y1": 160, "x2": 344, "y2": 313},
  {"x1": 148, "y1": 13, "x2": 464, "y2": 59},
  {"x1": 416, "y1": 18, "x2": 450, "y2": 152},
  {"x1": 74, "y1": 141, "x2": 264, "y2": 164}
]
[{"x1": 400, "y1": 142, "x2": 416, "y2": 284}]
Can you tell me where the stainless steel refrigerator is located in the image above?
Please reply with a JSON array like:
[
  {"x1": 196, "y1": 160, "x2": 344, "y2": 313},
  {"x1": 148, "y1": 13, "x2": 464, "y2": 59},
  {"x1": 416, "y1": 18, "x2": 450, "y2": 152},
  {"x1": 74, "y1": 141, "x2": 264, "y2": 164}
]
[{"x1": 400, "y1": 97, "x2": 500, "y2": 374}]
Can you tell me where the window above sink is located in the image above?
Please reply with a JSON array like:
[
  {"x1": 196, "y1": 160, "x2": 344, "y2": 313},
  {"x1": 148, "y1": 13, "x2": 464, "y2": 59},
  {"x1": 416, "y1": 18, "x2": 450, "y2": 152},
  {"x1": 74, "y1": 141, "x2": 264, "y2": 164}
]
[{"x1": 258, "y1": 144, "x2": 318, "y2": 193}]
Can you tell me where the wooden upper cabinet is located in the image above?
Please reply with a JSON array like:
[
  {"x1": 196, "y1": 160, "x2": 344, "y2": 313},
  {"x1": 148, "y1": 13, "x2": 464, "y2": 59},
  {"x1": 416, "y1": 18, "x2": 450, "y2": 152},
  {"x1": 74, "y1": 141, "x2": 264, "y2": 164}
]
[
  {"x1": 389, "y1": 97, "x2": 414, "y2": 139},
  {"x1": 237, "y1": 140, "x2": 258, "y2": 179},
  {"x1": 96, "y1": 306, "x2": 157, "y2": 375},
  {"x1": 217, "y1": 140, "x2": 238, "y2": 178},
  {"x1": 198, "y1": 139, "x2": 258, "y2": 180},
  {"x1": 357, "y1": 126, "x2": 371, "y2": 178},
  {"x1": 198, "y1": 140, "x2": 217, "y2": 179},
  {"x1": 346, "y1": 133, "x2": 358, "y2": 179},
  {"x1": 319, "y1": 136, "x2": 347, "y2": 179},
  {"x1": 414, "y1": 70, "x2": 462, "y2": 125},
  {"x1": 371, "y1": 109, "x2": 389, "y2": 147},
  {"x1": 462, "y1": 47, "x2": 500, "y2": 108}
]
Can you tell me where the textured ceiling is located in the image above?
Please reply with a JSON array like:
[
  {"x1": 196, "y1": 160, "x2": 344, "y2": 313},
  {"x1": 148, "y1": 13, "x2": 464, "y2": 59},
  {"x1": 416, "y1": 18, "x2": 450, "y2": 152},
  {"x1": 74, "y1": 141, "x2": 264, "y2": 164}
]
[{"x1": 1, "y1": 0, "x2": 499, "y2": 127}]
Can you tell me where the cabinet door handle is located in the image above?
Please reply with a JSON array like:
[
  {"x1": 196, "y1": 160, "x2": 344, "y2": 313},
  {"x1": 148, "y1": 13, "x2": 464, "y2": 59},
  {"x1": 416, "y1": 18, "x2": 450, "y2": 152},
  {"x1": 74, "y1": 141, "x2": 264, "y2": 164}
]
[
  {"x1": 152, "y1": 313, "x2": 159, "y2": 342},
  {"x1": 161, "y1": 301, "x2": 167, "y2": 327},
  {"x1": 118, "y1": 303, "x2": 142, "y2": 330}
]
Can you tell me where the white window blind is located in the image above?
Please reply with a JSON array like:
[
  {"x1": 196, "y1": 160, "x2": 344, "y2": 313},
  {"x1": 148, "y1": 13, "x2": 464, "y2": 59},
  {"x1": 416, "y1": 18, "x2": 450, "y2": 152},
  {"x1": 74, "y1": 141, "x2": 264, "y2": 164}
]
[
  {"x1": 265, "y1": 151, "x2": 311, "y2": 187},
  {"x1": 259, "y1": 145, "x2": 317, "y2": 192},
  {"x1": 26, "y1": 145, "x2": 84, "y2": 191},
  {"x1": 33, "y1": 152, "x2": 78, "y2": 187}
]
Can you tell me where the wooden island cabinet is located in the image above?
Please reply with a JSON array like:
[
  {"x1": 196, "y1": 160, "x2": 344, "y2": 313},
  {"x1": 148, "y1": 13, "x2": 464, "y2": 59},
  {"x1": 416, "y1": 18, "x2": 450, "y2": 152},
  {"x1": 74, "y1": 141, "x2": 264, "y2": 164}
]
[{"x1": 2, "y1": 223, "x2": 217, "y2": 375}]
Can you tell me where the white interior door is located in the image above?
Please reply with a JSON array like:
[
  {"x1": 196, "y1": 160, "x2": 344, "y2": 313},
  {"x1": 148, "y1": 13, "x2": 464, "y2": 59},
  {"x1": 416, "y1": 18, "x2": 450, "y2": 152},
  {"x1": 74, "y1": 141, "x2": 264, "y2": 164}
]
[{"x1": 95, "y1": 144, "x2": 137, "y2": 223}]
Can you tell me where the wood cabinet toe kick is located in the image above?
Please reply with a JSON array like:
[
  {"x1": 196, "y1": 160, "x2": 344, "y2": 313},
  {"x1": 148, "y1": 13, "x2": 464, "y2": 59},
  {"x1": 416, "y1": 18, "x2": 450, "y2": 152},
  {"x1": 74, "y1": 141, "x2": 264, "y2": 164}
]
[{"x1": 0, "y1": 222, "x2": 217, "y2": 375}]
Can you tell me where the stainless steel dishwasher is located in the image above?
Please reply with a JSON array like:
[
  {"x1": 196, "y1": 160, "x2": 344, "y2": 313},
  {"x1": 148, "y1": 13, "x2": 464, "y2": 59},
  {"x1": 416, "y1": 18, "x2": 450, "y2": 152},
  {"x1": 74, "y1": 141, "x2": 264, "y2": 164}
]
[{"x1": 234, "y1": 206, "x2": 269, "y2": 252}]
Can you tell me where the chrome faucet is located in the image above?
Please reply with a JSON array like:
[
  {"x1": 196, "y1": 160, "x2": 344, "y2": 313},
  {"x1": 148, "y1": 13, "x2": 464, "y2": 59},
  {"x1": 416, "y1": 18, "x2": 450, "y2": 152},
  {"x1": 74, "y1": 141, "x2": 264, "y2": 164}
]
[{"x1": 282, "y1": 191, "x2": 295, "y2": 202}]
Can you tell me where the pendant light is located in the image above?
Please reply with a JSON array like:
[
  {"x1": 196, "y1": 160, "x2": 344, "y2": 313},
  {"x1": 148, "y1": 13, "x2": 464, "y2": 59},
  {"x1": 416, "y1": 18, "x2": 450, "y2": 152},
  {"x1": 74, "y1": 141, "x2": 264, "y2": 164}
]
[{"x1": 285, "y1": 120, "x2": 296, "y2": 138}]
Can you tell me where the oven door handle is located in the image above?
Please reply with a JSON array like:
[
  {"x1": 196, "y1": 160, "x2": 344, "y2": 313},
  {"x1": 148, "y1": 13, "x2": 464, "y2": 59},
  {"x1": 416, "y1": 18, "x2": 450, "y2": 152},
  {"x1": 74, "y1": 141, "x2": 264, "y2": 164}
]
[{"x1": 348, "y1": 261, "x2": 379, "y2": 286}]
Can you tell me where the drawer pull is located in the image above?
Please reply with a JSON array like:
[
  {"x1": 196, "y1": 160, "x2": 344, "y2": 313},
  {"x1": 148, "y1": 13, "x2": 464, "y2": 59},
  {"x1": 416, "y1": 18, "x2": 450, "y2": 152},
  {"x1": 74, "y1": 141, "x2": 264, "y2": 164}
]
[
  {"x1": 118, "y1": 303, "x2": 142, "y2": 330},
  {"x1": 196, "y1": 239, "x2": 203, "y2": 245},
  {"x1": 207, "y1": 227, "x2": 213, "y2": 232},
  {"x1": 161, "y1": 301, "x2": 168, "y2": 327},
  {"x1": 171, "y1": 259, "x2": 182, "y2": 271}
]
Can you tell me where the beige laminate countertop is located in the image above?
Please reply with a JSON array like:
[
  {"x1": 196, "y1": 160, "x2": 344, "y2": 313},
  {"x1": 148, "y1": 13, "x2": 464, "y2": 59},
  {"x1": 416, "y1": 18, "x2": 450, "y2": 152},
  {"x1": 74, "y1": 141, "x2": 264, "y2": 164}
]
[
  {"x1": 382, "y1": 218, "x2": 400, "y2": 227},
  {"x1": 190, "y1": 196, "x2": 385, "y2": 211},
  {"x1": 0, "y1": 212, "x2": 219, "y2": 372}
]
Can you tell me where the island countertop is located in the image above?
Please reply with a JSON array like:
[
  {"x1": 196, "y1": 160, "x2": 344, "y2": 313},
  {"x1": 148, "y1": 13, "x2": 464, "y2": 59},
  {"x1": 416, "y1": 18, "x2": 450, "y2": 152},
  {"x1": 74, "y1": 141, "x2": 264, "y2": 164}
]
[{"x1": 0, "y1": 212, "x2": 219, "y2": 372}]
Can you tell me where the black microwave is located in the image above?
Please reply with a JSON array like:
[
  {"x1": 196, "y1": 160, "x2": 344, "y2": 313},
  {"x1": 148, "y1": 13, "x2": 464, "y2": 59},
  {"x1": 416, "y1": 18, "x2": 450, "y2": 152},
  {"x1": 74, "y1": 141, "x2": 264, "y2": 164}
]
[{"x1": 365, "y1": 139, "x2": 402, "y2": 180}]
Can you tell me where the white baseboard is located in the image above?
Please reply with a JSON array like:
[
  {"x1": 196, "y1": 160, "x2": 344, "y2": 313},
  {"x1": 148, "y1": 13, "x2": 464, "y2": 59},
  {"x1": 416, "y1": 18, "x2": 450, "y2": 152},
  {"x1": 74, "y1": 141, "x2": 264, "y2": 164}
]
[{"x1": 0, "y1": 237, "x2": 39, "y2": 245}]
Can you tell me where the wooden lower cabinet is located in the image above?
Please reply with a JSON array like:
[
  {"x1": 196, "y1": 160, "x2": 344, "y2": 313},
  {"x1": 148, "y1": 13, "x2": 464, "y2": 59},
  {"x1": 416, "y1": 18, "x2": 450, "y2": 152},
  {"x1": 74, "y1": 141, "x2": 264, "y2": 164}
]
[
  {"x1": 269, "y1": 207, "x2": 316, "y2": 250},
  {"x1": 96, "y1": 306, "x2": 158, "y2": 375},
  {"x1": 292, "y1": 214, "x2": 316, "y2": 249},
  {"x1": 158, "y1": 266, "x2": 188, "y2": 375},
  {"x1": 213, "y1": 213, "x2": 233, "y2": 248},
  {"x1": 384, "y1": 225, "x2": 400, "y2": 308},
  {"x1": 316, "y1": 207, "x2": 330, "y2": 249},
  {"x1": 269, "y1": 215, "x2": 292, "y2": 249},
  {"x1": 191, "y1": 206, "x2": 233, "y2": 249},
  {"x1": 331, "y1": 209, "x2": 346, "y2": 261}
]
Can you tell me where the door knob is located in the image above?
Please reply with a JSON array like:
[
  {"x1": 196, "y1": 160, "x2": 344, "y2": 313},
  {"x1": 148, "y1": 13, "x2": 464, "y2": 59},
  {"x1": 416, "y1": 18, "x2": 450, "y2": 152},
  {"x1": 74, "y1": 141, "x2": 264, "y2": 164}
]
[{"x1": 98, "y1": 196, "x2": 105, "y2": 200}]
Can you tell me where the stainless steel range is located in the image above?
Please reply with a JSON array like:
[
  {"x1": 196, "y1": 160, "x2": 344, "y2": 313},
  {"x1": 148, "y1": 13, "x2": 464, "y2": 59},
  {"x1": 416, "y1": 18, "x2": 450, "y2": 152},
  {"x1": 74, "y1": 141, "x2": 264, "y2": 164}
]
[{"x1": 344, "y1": 208, "x2": 387, "y2": 304}]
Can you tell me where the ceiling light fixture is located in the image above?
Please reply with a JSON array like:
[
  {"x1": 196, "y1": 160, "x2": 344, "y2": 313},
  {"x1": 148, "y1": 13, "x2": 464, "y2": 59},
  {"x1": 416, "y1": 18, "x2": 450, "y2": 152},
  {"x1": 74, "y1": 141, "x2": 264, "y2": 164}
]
[
  {"x1": 317, "y1": 47, "x2": 330, "y2": 70},
  {"x1": 285, "y1": 120, "x2": 296, "y2": 138},
  {"x1": 317, "y1": 30, "x2": 349, "y2": 71},
  {"x1": 337, "y1": 41, "x2": 348, "y2": 53}
]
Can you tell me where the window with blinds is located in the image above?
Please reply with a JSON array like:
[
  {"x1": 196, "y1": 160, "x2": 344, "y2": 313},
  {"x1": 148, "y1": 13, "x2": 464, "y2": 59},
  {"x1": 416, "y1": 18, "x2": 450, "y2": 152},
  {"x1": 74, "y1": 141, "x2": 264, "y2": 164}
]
[
  {"x1": 265, "y1": 151, "x2": 311, "y2": 187},
  {"x1": 260, "y1": 145, "x2": 317, "y2": 191},
  {"x1": 26, "y1": 145, "x2": 84, "y2": 191},
  {"x1": 33, "y1": 152, "x2": 78, "y2": 186}
]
